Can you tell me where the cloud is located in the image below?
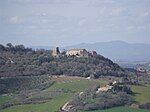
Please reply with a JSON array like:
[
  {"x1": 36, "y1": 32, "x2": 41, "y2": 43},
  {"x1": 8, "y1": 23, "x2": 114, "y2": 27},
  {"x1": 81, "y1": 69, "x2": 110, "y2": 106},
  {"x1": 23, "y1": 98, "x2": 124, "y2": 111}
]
[
  {"x1": 110, "y1": 7, "x2": 125, "y2": 16},
  {"x1": 78, "y1": 18, "x2": 86, "y2": 26},
  {"x1": 36, "y1": 12, "x2": 47, "y2": 17},
  {"x1": 40, "y1": 19, "x2": 49, "y2": 24},
  {"x1": 141, "y1": 12, "x2": 149, "y2": 17},
  {"x1": 28, "y1": 25, "x2": 38, "y2": 29},
  {"x1": 137, "y1": 26, "x2": 146, "y2": 30},
  {"x1": 9, "y1": 16, "x2": 21, "y2": 24},
  {"x1": 1, "y1": 0, "x2": 150, "y2": 45},
  {"x1": 126, "y1": 26, "x2": 135, "y2": 30},
  {"x1": 11, "y1": 0, "x2": 71, "y2": 4},
  {"x1": 126, "y1": 26, "x2": 147, "y2": 31},
  {"x1": 89, "y1": 0, "x2": 116, "y2": 5}
]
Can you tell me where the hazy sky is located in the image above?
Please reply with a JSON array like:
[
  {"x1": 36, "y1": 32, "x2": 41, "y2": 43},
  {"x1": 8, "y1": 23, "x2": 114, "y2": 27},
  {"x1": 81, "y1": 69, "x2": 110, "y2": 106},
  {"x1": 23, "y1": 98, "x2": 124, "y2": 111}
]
[{"x1": 0, "y1": 0, "x2": 150, "y2": 46}]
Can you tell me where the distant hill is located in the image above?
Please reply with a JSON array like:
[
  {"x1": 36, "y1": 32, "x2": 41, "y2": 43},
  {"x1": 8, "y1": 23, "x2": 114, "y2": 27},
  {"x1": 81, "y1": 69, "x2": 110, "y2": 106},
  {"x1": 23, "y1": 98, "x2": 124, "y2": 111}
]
[
  {"x1": 30, "y1": 41, "x2": 150, "y2": 64},
  {"x1": 64, "y1": 41, "x2": 150, "y2": 63}
]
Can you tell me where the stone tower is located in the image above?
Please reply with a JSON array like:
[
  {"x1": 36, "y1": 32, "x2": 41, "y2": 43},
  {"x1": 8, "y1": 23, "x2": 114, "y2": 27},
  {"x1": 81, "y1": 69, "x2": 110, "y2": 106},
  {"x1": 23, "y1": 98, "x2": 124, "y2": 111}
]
[{"x1": 52, "y1": 47, "x2": 60, "y2": 57}]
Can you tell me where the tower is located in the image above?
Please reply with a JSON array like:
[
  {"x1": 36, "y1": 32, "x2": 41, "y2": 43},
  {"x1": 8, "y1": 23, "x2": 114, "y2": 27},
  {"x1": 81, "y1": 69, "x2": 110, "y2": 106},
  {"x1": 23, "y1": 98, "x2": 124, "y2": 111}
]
[{"x1": 52, "y1": 47, "x2": 60, "y2": 57}]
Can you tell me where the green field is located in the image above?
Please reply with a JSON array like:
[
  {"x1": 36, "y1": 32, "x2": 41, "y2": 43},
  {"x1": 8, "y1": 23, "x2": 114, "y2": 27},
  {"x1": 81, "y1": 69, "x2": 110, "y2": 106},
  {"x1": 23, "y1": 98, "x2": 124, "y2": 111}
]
[
  {"x1": 1, "y1": 77, "x2": 150, "y2": 112},
  {"x1": 81, "y1": 107, "x2": 150, "y2": 112},
  {"x1": 132, "y1": 85, "x2": 150, "y2": 103},
  {"x1": 0, "y1": 95, "x2": 13, "y2": 105},
  {"x1": 0, "y1": 93, "x2": 71, "y2": 112},
  {"x1": 1, "y1": 78, "x2": 107, "y2": 112}
]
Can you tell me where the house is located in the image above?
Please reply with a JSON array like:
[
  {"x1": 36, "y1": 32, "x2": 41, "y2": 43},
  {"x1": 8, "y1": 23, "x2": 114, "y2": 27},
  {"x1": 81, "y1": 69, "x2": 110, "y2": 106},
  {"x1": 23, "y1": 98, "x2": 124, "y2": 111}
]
[
  {"x1": 96, "y1": 85, "x2": 113, "y2": 93},
  {"x1": 137, "y1": 67, "x2": 146, "y2": 73},
  {"x1": 66, "y1": 49, "x2": 89, "y2": 57}
]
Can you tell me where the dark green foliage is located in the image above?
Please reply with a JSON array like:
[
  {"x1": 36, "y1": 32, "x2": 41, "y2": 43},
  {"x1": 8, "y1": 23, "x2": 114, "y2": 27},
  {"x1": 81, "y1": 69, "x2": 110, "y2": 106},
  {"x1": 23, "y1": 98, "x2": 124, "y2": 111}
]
[
  {"x1": 0, "y1": 57, "x2": 6, "y2": 66},
  {"x1": 139, "y1": 103, "x2": 150, "y2": 110},
  {"x1": 0, "y1": 43, "x2": 126, "y2": 77},
  {"x1": 68, "y1": 85, "x2": 134, "y2": 111},
  {"x1": 0, "y1": 76, "x2": 54, "y2": 94},
  {"x1": 112, "y1": 83, "x2": 132, "y2": 94}
]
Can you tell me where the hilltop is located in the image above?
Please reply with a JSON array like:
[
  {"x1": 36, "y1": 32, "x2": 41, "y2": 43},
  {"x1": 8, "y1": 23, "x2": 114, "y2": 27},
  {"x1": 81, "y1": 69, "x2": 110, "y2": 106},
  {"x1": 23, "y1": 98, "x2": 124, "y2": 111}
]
[
  {"x1": 32, "y1": 41, "x2": 150, "y2": 62},
  {"x1": 0, "y1": 43, "x2": 126, "y2": 77},
  {"x1": 64, "y1": 41, "x2": 150, "y2": 62}
]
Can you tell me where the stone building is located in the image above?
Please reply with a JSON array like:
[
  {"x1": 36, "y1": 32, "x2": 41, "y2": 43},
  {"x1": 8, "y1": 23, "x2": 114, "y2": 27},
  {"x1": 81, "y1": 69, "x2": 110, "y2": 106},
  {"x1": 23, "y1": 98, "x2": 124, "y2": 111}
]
[
  {"x1": 52, "y1": 47, "x2": 98, "y2": 58},
  {"x1": 66, "y1": 49, "x2": 89, "y2": 57},
  {"x1": 52, "y1": 47, "x2": 60, "y2": 57},
  {"x1": 89, "y1": 51, "x2": 97, "y2": 57}
]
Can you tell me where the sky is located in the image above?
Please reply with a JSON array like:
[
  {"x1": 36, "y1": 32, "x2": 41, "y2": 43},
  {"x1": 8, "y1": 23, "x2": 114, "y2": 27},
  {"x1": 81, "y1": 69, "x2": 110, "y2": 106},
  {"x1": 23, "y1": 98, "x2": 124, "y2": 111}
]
[{"x1": 0, "y1": 0, "x2": 150, "y2": 46}]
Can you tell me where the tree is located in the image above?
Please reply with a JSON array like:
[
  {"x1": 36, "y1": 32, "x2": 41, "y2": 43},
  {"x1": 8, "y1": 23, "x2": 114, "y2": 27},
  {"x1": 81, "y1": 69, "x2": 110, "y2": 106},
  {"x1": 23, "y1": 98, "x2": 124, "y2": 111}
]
[
  {"x1": 139, "y1": 103, "x2": 150, "y2": 110},
  {"x1": 0, "y1": 44, "x2": 5, "y2": 51},
  {"x1": 6, "y1": 43, "x2": 13, "y2": 48},
  {"x1": 15, "y1": 45, "x2": 25, "y2": 51}
]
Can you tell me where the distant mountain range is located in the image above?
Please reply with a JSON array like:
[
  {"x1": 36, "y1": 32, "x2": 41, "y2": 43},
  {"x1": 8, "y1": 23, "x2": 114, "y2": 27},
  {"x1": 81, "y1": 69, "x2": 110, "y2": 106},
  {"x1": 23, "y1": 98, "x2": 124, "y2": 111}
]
[{"x1": 31, "y1": 41, "x2": 150, "y2": 63}]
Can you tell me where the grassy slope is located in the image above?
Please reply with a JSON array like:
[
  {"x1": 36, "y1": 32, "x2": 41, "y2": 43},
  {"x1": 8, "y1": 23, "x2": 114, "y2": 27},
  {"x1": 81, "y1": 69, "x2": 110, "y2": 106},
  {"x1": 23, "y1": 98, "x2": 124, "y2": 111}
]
[
  {"x1": 1, "y1": 78, "x2": 106, "y2": 112},
  {"x1": 132, "y1": 85, "x2": 150, "y2": 103},
  {"x1": 81, "y1": 107, "x2": 150, "y2": 112},
  {"x1": 1, "y1": 77, "x2": 150, "y2": 112},
  {"x1": 0, "y1": 95, "x2": 12, "y2": 105},
  {"x1": 81, "y1": 84, "x2": 150, "y2": 112},
  {"x1": 1, "y1": 93, "x2": 71, "y2": 112}
]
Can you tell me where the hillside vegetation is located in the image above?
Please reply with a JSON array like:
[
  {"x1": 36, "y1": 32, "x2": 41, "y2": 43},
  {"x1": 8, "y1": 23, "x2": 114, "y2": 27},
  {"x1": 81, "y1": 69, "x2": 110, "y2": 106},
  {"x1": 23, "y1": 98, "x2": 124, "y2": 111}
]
[
  {"x1": 0, "y1": 43, "x2": 149, "y2": 112},
  {"x1": 0, "y1": 43, "x2": 126, "y2": 77},
  {"x1": 1, "y1": 76, "x2": 150, "y2": 112},
  {"x1": 0, "y1": 76, "x2": 53, "y2": 94},
  {"x1": 0, "y1": 77, "x2": 107, "y2": 112}
]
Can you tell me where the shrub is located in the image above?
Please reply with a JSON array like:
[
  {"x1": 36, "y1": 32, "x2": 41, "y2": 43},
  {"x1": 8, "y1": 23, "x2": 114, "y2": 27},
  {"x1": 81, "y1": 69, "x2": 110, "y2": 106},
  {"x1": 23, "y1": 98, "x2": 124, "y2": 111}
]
[{"x1": 139, "y1": 103, "x2": 150, "y2": 110}]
